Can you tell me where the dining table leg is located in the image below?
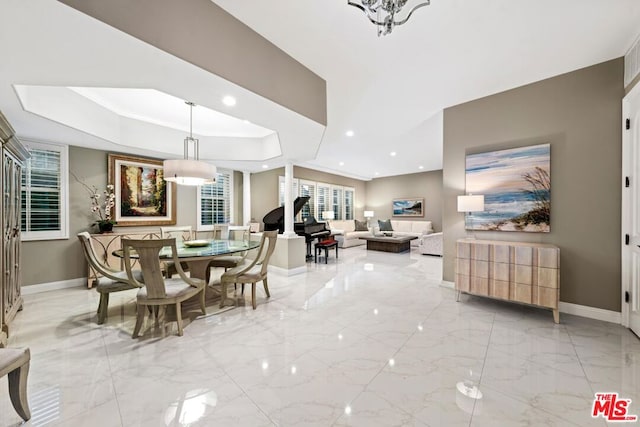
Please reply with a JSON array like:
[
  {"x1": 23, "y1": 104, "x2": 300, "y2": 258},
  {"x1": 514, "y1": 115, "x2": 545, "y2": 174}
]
[{"x1": 185, "y1": 259, "x2": 212, "y2": 282}]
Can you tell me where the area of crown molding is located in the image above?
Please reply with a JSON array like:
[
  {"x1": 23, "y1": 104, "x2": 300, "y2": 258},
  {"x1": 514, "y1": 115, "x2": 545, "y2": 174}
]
[
  {"x1": 0, "y1": 0, "x2": 325, "y2": 173},
  {"x1": 15, "y1": 85, "x2": 282, "y2": 161}
]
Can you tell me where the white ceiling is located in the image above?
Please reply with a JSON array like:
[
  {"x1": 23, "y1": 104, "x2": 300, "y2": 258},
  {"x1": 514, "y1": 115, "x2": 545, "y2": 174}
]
[
  {"x1": 214, "y1": 0, "x2": 640, "y2": 178},
  {"x1": 1, "y1": 0, "x2": 640, "y2": 180}
]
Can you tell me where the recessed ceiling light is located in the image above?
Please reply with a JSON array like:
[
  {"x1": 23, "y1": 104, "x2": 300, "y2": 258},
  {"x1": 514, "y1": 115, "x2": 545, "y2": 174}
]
[
  {"x1": 390, "y1": 152, "x2": 396, "y2": 157},
  {"x1": 339, "y1": 162, "x2": 345, "y2": 166},
  {"x1": 375, "y1": 172, "x2": 379, "y2": 176},
  {"x1": 262, "y1": 164, "x2": 268, "y2": 169},
  {"x1": 345, "y1": 130, "x2": 354, "y2": 137},
  {"x1": 418, "y1": 165, "x2": 424, "y2": 170},
  {"x1": 222, "y1": 95, "x2": 236, "y2": 106}
]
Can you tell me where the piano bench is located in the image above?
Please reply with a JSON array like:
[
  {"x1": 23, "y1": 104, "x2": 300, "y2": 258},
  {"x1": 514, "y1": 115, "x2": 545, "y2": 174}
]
[{"x1": 314, "y1": 240, "x2": 338, "y2": 264}]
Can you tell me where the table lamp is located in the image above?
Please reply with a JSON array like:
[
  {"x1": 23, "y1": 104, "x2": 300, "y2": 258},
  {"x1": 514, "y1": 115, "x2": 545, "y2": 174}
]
[
  {"x1": 457, "y1": 195, "x2": 484, "y2": 234},
  {"x1": 321, "y1": 211, "x2": 335, "y2": 221},
  {"x1": 364, "y1": 210, "x2": 374, "y2": 228}
]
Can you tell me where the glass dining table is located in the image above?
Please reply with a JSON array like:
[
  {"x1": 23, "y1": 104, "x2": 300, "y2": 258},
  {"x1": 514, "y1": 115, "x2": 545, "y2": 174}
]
[{"x1": 113, "y1": 239, "x2": 260, "y2": 281}]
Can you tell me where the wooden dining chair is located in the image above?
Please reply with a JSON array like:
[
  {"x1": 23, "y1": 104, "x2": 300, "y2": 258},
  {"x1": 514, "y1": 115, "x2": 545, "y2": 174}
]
[
  {"x1": 0, "y1": 347, "x2": 31, "y2": 422},
  {"x1": 217, "y1": 230, "x2": 278, "y2": 309},
  {"x1": 122, "y1": 238, "x2": 206, "y2": 338},
  {"x1": 77, "y1": 232, "x2": 142, "y2": 324},
  {"x1": 160, "y1": 226, "x2": 194, "y2": 277},
  {"x1": 208, "y1": 225, "x2": 251, "y2": 271}
]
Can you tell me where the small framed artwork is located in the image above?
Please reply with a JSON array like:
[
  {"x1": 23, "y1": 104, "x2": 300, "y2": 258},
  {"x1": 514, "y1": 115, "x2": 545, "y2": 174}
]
[
  {"x1": 108, "y1": 154, "x2": 176, "y2": 226},
  {"x1": 393, "y1": 198, "x2": 424, "y2": 217}
]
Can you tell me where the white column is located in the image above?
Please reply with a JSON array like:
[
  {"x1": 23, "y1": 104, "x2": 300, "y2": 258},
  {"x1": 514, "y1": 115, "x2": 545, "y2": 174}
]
[
  {"x1": 243, "y1": 171, "x2": 251, "y2": 225},
  {"x1": 283, "y1": 162, "x2": 296, "y2": 237}
]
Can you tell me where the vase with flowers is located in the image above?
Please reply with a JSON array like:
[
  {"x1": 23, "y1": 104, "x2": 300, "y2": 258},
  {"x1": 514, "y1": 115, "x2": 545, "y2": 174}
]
[{"x1": 78, "y1": 180, "x2": 116, "y2": 233}]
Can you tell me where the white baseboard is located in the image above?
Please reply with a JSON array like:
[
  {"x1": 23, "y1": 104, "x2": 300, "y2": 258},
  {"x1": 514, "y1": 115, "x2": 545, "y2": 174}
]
[
  {"x1": 21, "y1": 277, "x2": 86, "y2": 295},
  {"x1": 559, "y1": 302, "x2": 621, "y2": 324},
  {"x1": 268, "y1": 265, "x2": 307, "y2": 277},
  {"x1": 440, "y1": 280, "x2": 455, "y2": 289}
]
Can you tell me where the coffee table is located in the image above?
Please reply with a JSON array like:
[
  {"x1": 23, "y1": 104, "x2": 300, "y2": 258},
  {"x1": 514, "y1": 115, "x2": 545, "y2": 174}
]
[{"x1": 359, "y1": 235, "x2": 418, "y2": 253}]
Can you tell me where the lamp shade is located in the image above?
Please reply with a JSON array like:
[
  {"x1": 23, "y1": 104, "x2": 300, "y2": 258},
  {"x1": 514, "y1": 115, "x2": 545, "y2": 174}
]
[
  {"x1": 163, "y1": 159, "x2": 217, "y2": 186},
  {"x1": 363, "y1": 210, "x2": 374, "y2": 218},
  {"x1": 322, "y1": 210, "x2": 335, "y2": 220},
  {"x1": 457, "y1": 195, "x2": 484, "y2": 212}
]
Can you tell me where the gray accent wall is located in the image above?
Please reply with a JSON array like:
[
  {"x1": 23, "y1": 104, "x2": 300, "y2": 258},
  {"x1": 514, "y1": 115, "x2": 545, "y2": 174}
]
[
  {"x1": 365, "y1": 171, "x2": 443, "y2": 231},
  {"x1": 22, "y1": 146, "x2": 242, "y2": 287},
  {"x1": 442, "y1": 58, "x2": 624, "y2": 312}
]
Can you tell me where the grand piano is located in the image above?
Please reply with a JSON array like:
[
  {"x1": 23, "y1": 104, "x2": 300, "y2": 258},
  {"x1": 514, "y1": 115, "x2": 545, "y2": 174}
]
[{"x1": 262, "y1": 196, "x2": 331, "y2": 259}]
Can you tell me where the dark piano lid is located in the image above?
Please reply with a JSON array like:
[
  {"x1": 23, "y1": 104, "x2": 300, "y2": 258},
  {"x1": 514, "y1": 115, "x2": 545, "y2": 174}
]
[{"x1": 262, "y1": 196, "x2": 310, "y2": 225}]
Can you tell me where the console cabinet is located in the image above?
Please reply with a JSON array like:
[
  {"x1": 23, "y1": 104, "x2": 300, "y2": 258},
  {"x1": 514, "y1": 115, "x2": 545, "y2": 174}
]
[
  {"x1": 0, "y1": 112, "x2": 29, "y2": 347},
  {"x1": 455, "y1": 239, "x2": 560, "y2": 323}
]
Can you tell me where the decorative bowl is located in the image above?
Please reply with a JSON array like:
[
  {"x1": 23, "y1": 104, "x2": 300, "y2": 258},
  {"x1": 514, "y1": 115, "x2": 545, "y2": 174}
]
[{"x1": 183, "y1": 239, "x2": 209, "y2": 248}]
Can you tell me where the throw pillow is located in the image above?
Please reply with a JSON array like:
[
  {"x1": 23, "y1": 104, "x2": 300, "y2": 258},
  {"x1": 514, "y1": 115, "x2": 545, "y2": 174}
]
[
  {"x1": 378, "y1": 219, "x2": 393, "y2": 232},
  {"x1": 354, "y1": 219, "x2": 368, "y2": 231}
]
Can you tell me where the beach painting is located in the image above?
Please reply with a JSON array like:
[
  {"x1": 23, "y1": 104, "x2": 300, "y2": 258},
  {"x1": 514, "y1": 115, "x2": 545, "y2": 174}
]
[
  {"x1": 465, "y1": 143, "x2": 550, "y2": 232},
  {"x1": 393, "y1": 198, "x2": 424, "y2": 217}
]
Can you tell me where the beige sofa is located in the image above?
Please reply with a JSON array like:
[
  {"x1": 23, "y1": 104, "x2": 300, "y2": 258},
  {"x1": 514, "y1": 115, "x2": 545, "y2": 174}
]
[
  {"x1": 374, "y1": 220, "x2": 435, "y2": 246},
  {"x1": 326, "y1": 220, "x2": 372, "y2": 248}
]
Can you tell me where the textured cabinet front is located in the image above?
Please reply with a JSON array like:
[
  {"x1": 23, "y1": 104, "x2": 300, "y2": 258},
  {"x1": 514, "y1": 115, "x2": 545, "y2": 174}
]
[
  {"x1": 0, "y1": 112, "x2": 27, "y2": 347},
  {"x1": 455, "y1": 239, "x2": 560, "y2": 323}
]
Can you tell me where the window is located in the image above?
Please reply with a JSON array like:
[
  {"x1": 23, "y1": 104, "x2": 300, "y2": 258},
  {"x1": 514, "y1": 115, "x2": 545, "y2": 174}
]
[
  {"x1": 197, "y1": 169, "x2": 234, "y2": 230},
  {"x1": 317, "y1": 183, "x2": 331, "y2": 219},
  {"x1": 21, "y1": 141, "x2": 68, "y2": 241},
  {"x1": 299, "y1": 180, "x2": 316, "y2": 221},
  {"x1": 278, "y1": 176, "x2": 300, "y2": 219},
  {"x1": 332, "y1": 186, "x2": 343, "y2": 220},
  {"x1": 276, "y1": 177, "x2": 356, "y2": 222},
  {"x1": 344, "y1": 187, "x2": 355, "y2": 220}
]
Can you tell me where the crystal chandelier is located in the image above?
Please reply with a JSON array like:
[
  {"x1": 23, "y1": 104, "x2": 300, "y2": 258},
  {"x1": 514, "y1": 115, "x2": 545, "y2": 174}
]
[
  {"x1": 163, "y1": 102, "x2": 217, "y2": 186},
  {"x1": 348, "y1": 0, "x2": 430, "y2": 36}
]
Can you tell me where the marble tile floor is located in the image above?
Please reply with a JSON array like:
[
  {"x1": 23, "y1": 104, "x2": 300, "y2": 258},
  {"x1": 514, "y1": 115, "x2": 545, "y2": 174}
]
[{"x1": 1, "y1": 246, "x2": 639, "y2": 426}]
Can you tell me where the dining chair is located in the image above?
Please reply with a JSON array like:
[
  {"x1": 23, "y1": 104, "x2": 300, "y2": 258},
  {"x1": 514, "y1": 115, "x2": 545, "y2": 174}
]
[
  {"x1": 122, "y1": 238, "x2": 206, "y2": 338},
  {"x1": 77, "y1": 232, "x2": 142, "y2": 324},
  {"x1": 212, "y1": 223, "x2": 230, "y2": 240},
  {"x1": 208, "y1": 225, "x2": 251, "y2": 273},
  {"x1": 160, "y1": 226, "x2": 194, "y2": 277},
  {"x1": 0, "y1": 347, "x2": 31, "y2": 422},
  {"x1": 217, "y1": 230, "x2": 278, "y2": 310}
]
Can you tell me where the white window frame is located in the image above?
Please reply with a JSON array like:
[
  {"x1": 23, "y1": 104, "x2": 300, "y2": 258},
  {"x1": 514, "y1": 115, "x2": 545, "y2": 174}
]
[
  {"x1": 196, "y1": 168, "x2": 234, "y2": 231},
  {"x1": 298, "y1": 179, "x2": 317, "y2": 221},
  {"x1": 331, "y1": 185, "x2": 344, "y2": 220},
  {"x1": 21, "y1": 140, "x2": 69, "y2": 241},
  {"x1": 316, "y1": 182, "x2": 331, "y2": 220},
  {"x1": 344, "y1": 186, "x2": 355, "y2": 220},
  {"x1": 276, "y1": 177, "x2": 356, "y2": 223}
]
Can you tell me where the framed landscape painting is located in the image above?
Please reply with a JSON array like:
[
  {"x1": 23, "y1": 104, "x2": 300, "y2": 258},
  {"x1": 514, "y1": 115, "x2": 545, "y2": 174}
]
[
  {"x1": 465, "y1": 143, "x2": 550, "y2": 232},
  {"x1": 108, "y1": 154, "x2": 176, "y2": 226},
  {"x1": 393, "y1": 198, "x2": 424, "y2": 217}
]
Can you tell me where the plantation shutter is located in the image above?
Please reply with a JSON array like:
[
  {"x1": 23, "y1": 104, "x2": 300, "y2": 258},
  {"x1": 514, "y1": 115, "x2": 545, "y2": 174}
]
[
  {"x1": 200, "y1": 169, "x2": 232, "y2": 226},
  {"x1": 21, "y1": 141, "x2": 68, "y2": 240},
  {"x1": 299, "y1": 180, "x2": 316, "y2": 221},
  {"x1": 344, "y1": 187, "x2": 355, "y2": 220}
]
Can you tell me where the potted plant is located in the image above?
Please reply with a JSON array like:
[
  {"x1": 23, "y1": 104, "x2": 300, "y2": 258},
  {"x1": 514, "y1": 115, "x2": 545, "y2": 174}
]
[{"x1": 78, "y1": 180, "x2": 116, "y2": 233}]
